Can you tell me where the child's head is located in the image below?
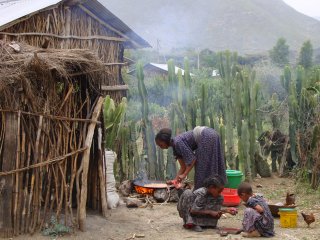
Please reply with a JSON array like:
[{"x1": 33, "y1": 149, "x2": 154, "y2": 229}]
[
  {"x1": 237, "y1": 182, "x2": 253, "y2": 202},
  {"x1": 204, "y1": 175, "x2": 224, "y2": 197}
]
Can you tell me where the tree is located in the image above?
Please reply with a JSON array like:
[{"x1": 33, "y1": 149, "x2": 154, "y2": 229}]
[
  {"x1": 298, "y1": 40, "x2": 313, "y2": 69},
  {"x1": 269, "y1": 38, "x2": 290, "y2": 67}
]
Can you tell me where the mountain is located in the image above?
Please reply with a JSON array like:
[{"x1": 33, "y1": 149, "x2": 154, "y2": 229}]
[{"x1": 102, "y1": 0, "x2": 320, "y2": 53}]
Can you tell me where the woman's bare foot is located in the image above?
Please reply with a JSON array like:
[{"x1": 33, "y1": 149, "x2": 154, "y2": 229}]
[{"x1": 241, "y1": 230, "x2": 261, "y2": 238}]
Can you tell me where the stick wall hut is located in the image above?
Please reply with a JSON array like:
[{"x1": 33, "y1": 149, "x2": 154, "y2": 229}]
[{"x1": 0, "y1": 0, "x2": 150, "y2": 100}]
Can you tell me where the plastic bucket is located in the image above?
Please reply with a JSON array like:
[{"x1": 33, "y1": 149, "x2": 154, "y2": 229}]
[
  {"x1": 221, "y1": 188, "x2": 241, "y2": 207},
  {"x1": 225, "y1": 170, "x2": 243, "y2": 189},
  {"x1": 278, "y1": 208, "x2": 298, "y2": 228}
]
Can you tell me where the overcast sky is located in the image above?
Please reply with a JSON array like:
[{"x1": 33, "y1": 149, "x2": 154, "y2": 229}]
[{"x1": 283, "y1": 0, "x2": 320, "y2": 17}]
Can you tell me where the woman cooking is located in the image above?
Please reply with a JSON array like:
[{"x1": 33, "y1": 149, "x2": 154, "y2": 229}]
[{"x1": 155, "y1": 126, "x2": 226, "y2": 190}]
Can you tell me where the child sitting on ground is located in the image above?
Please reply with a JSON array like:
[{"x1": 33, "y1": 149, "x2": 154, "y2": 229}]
[
  {"x1": 237, "y1": 182, "x2": 275, "y2": 238},
  {"x1": 177, "y1": 176, "x2": 237, "y2": 232}
]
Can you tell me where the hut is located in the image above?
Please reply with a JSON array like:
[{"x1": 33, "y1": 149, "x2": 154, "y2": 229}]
[
  {"x1": 0, "y1": 0, "x2": 149, "y2": 237},
  {"x1": 0, "y1": 0, "x2": 150, "y2": 100}
]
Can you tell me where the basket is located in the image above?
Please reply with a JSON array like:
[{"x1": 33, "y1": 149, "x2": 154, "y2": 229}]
[
  {"x1": 221, "y1": 188, "x2": 241, "y2": 207},
  {"x1": 225, "y1": 170, "x2": 243, "y2": 189},
  {"x1": 278, "y1": 208, "x2": 298, "y2": 228}
]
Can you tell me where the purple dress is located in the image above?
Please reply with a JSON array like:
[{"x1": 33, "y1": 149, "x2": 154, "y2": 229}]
[
  {"x1": 243, "y1": 196, "x2": 275, "y2": 237},
  {"x1": 172, "y1": 127, "x2": 226, "y2": 190}
]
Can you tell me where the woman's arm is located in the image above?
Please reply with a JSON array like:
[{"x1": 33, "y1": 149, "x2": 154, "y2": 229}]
[
  {"x1": 175, "y1": 158, "x2": 186, "y2": 180},
  {"x1": 190, "y1": 209, "x2": 222, "y2": 219},
  {"x1": 178, "y1": 159, "x2": 196, "y2": 182}
]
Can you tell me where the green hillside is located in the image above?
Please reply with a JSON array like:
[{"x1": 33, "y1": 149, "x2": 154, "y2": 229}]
[{"x1": 103, "y1": 0, "x2": 320, "y2": 53}]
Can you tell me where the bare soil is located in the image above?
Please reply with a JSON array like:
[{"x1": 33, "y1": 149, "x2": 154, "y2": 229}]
[{"x1": 15, "y1": 176, "x2": 320, "y2": 240}]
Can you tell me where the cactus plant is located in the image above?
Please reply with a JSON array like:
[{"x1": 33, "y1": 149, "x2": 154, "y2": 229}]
[
  {"x1": 218, "y1": 51, "x2": 236, "y2": 169},
  {"x1": 137, "y1": 61, "x2": 158, "y2": 180},
  {"x1": 200, "y1": 83, "x2": 208, "y2": 126},
  {"x1": 240, "y1": 120, "x2": 252, "y2": 181}
]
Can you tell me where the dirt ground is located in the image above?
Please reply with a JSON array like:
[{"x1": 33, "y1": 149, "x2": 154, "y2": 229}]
[{"x1": 16, "y1": 176, "x2": 320, "y2": 240}]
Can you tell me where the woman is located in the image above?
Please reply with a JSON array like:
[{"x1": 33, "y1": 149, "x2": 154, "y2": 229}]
[
  {"x1": 155, "y1": 126, "x2": 226, "y2": 190},
  {"x1": 177, "y1": 176, "x2": 237, "y2": 232}
]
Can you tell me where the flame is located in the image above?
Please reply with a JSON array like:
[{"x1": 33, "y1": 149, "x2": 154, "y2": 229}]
[{"x1": 134, "y1": 186, "x2": 154, "y2": 195}]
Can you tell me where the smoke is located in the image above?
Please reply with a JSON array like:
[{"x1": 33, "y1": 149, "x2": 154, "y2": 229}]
[
  {"x1": 100, "y1": 0, "x2": 320, "y2": 53},
  {"x1": 102, "y1": 0, "x2": 214, "y2": 52}
]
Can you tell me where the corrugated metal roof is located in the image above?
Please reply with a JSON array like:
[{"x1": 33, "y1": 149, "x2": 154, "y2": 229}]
[
  {"x1": 0, "y1": 0, "x2": 61, "y2": 30},
  {"x1": 148, "y1": 63, "x2": 188, "y2": 75},
  {"x1": 128, "y1": 63, "x2": 194, "y2": 76},
  {"x1": 0, "y1": 0, "x2": 150, "y2": 48}
]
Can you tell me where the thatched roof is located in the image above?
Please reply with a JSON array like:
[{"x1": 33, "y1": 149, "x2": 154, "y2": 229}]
[
  {"x1": 0, "y1": 40, "x2": 104, "y2": 112},
  {"x1": 0, "y1": 0, "x2": 150, "y2": 49}
]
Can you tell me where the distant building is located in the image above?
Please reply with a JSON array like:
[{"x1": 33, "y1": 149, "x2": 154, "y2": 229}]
[
  {"x1": 212, "y1": 69, "x2": 220, "y2": 77},
  {"x1": 128, "y1": 62, "x2": 194, "y2": 78}
]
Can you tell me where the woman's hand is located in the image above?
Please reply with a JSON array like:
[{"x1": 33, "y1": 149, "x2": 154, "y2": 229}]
[
  {"x1": 166, "y1": 179, "x2": 182, "y2": 189},
  {"x1": 210, "y1": 211, "x2": 222, "y2": 219},
  {"x1": 178, "y1": 174, "x2": 187, "y2": 182},
  {"x1": 166, "y1": 179, "x2": 175, "y2": 185}
]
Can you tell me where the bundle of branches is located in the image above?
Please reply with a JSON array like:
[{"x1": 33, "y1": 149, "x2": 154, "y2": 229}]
[{"x1": 0, "y1": 41, "x2": 107, "y2": 237}]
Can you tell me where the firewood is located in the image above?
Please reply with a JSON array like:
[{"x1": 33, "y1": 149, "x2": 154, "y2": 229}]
[{"x1": 126, "y1": 198, "x2": 143, "y2": 208}]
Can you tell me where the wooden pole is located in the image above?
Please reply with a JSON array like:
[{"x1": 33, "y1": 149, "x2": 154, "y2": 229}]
[
  {"x1": 13, "y1": 111, "x2": 21, "y2": 235},
  {"x1": 101, "y1": 85, "x2": 129, "y2": 91},
  {"x1": 0, "y1": 112, "x2": 17, "y2": 237},
  {"x1": 97, "y1": 127, "x2": 108, "y2": 217},
  {"x1": 79, "y1": 97, "x2": 104, "y2": 231},
  {"x1": 0, "y1": 32, "x2": 126, "y2": 42}
]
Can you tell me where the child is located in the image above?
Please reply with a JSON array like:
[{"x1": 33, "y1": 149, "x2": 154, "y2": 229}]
[
  {"x1": 177, "y1": 176, "x2": 237, "y2": 232},
  {"x1": 237, "y1": 182, "x2": 275, "y2": 238}
]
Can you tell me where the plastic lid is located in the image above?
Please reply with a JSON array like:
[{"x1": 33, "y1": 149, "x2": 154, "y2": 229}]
[
  {"x1": 226, "y1": 170, "x2": 243, "y2": 176},
  {"x1": 278, "y1": 208, "x2": 297, "y2": 212}
]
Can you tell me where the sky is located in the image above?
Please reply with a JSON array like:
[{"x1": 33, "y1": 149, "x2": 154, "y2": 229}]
[{"x1": 283, "y1": 0, "x2": 320, "y2": 17}]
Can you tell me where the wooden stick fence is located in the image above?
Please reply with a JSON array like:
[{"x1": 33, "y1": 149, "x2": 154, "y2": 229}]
[{"x1": 0, "y1": 42, "x2": 108, "y2": 237}]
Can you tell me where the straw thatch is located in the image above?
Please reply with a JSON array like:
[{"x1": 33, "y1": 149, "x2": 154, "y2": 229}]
[{"x1": 0, "y1": 41, "x2": 107, "y2": 237}]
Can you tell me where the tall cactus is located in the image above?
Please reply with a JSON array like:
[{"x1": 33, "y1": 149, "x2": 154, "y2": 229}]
[
  {"x1": 137, "y1": 61, "x2": 158, "y2": 180},
  {"x1": 166, "y1": 107, "x2": 177, "y2": 179},
  {"x1": 218, "y1": 51, "x2": 236, "y2": 169},
  {"x1": 157, "y1": 147, "x2": 165, "y2": 180},
  {"x1": 184, "y1": 58, "x2": 197, "y2": 129},
  {"x1": 129, "y1": 122, "x2": 140, "y2": 179},
  {"x1": 239, "y1": 120, "x2": 252, "y2": 181},
  {"x1": 219, "y1": 118, "x2": 226, "y2": 165},
  {"x1": 281, "y1": 66, "x2": 298, "y2": 164},
  {"x1": 200, "y1": 83, "x2": 208, "y2": 126},
  {"x1": 249, "y1": 75, "x2": 259, "y2": 177}
]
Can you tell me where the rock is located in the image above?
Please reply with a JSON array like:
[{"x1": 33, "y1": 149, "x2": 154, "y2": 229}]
[
  {"x1": 126, "y1": 197, "x2": 143, "y2": 208},
  {"x1": 135, "y1": 233, "x2": 145, "y2": 238},
  {"x1": 256, "y1": 184, "x2": 263, "y2": 188},
  {"x1": 119, "y1": 180, "x2": 133, "y2": 197},
  {"x1": 255, "y1": 152, "x2": 271, "y2": 177},
  {"x1": 169, "y1": 188, "x2": 179, "y2": 202},
  {"x1": 153, "y1": 189, "x2": 169, "y2": 202}
]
